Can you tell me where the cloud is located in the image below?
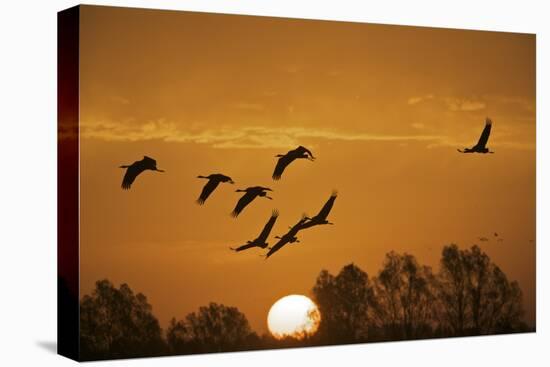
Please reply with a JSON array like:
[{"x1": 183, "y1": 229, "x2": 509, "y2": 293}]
[
  {"x1": 285, "y1": 127, "x2": 442, "y2": 143},
  {"x1": 109, "y1": 95, "x2": 130, "y2": 105},
  {"x1": 75, "y1": 117, "x2": 532, "y2": 151},
  {"x1": 232, "y1": 102, "x2": 264, "y2": 111},
  {"x1": 407, "y1": 94, "x2": 434, "y2": 105},
  {"x1": 483, "y1": 95, "x2": 535, "y2": 113},
  {"x1": 407, "y1": 94, "x2": 487, "y2": 112},
  {"x1": 80, "y1": 119, "x2": 180, "y2": 141},
  {"x1": 79, "y1": 119, "x2": 445, "y2": 149},
  {"x1": 443, "y1": 97, "x2": 486, "y2": 112}
]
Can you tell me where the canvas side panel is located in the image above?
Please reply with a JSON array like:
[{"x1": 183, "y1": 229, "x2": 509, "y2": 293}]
[{"x1": 57, "y1": 5, "x2": 80, "y2": 361}]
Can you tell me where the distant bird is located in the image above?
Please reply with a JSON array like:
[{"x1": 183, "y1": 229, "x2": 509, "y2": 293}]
[
  {"x1": 196, "y1": 174, "x2": 234, "y2": 205},
  {"x1": 298, "y1": 191, "x2": 338, "y2": 230},
  {"x1": 119, "y1": 156, "x2": 164, "y2": 190},
  {"x1": 272, "y1": 145, "x2": 315, "y2": 180},
  {"x1": 457, "y1": 118, "x2": 494, "y2": 154},
  {"x1": 231, "y1": 186, "x2": 273, "y2": 217},
  {"x1": 265, "y1": 216, "x2": 309, "y2": 259},
  {"x1": 478, "y1": 237, "x2": 489, "y2": 242},
  {"x1": 494, "y1": 232, "x2": 499, "y2": 237},
  {"x1": 230, "y1": 210, "x2": 279, "y2": 252}
]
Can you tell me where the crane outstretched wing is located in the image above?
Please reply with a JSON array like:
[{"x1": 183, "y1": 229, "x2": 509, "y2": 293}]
[
  {"x1": 315, "y1": 191, "x2": 338, "y2": 220},
  {"x1": 272, "y1": 155, "x2": 294, "y2": 180},
  {"x1": 474, "y1": 119, "x2": 492, "y2": 149},
  {"x1": 266, "y1": 216, "x2": 307, "y2": 258},
  {"x1": 265, "y1": 237, "x2": 290, "y2": 259},
  {"x1": 231, "y1": 242, "x2": 259, "y2": 252},
  {"x1": 296, "y1": 219, "x2": 317, "y2": 230},
  {"x1": 197, "y1": 179, "x2": 220, "y2": 205},
  {"x1": 257, "y1": 210, "x2": 279, "y2": 242},
  {"x1": 231, "y1": 191, "x2": 256, "y2": 217},
  {"x1": 121, "y1": 163, "x2": 144, "y2": 190}
]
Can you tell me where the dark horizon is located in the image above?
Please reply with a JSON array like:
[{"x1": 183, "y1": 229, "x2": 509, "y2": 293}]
[
  {"x1": 80, "y1": 242, "x2": 533, "y2": 336},
  {"x1": 78, "y1": 243, "x2": 533, "y2": 361}
]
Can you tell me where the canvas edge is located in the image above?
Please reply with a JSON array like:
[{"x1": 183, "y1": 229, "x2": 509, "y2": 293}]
[{"x1": 57, "y1": 4, "x2": 80, "y2": 362}]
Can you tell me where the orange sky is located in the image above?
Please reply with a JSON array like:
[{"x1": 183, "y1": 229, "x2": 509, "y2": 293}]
[{"x1": 78, "y1": 5, "x2": 536, "y2": 333}]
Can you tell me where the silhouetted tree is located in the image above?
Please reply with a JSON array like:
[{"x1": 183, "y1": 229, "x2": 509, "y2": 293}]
[
  {"x1": 78, "y1": 243, "x2": 530, "y2": 361},
  {"x1": 372, "y1": 252, "x2": 437, "y2": 340},
  {"x1": 491, "y1": 272, "x2": 527, "y2": 333},
  {"x1": 436, "y1": 245, "x2": 526, "y2": 336},
  {"x1": 166, "y1": 318, "x2": 191, "y2": 353},
  {"x1": 312, "y1": 263, "x2": 375, "y2": 344},
  {"x1": 436, "y1": 244, "x2": 468, "y2": 335},
  {"x1": 80, "y1": 280, "x2": 166, "y2": 360},
  {"x1": 166, "y1": 302, "x2": 258, "y2": 354}
]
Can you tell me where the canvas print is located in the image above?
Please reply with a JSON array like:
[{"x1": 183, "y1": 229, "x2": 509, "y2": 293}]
[{"x1": 58, "y1": 5, "x2": 536, "y2": 361}]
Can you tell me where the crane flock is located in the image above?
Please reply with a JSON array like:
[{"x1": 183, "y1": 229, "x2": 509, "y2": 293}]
[{"x1": 118, "y1": 117, "x2": 496, "y2": 259}]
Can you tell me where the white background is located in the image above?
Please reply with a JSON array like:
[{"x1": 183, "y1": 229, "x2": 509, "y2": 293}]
[{"x1": 0, "y1": 0, "x2": 547, "y2": 366}]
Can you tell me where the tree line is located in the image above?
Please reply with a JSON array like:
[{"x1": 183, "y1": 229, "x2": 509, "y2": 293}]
[{"x1": 79, "y1": 244, "x2": 531, "y2": 360}]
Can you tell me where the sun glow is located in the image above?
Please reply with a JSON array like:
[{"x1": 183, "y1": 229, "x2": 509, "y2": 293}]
[{"x1": 267, "y1": 295, "x2": 321, "y2": 339}]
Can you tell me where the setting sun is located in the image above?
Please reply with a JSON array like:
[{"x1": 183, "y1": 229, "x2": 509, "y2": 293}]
[{"x1": 267, "y1": 295, "x2": 321, "y2": 339}]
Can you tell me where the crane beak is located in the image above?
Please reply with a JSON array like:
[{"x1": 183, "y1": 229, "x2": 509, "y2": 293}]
[
  {"x1": 229, "y1": 180, "x2": 235, "y2": 184},
  {"x1": 156, "y1": 168, "x2": 165, "y2": 172}
]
